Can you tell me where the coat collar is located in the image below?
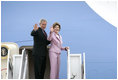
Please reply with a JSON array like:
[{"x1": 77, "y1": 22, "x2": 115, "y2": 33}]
[{"x1": 53, "y1": 32, "x2": 62, "y2": 44}]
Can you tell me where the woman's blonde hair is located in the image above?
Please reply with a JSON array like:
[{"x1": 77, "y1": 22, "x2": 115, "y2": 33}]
[{"x1": 53, "y1": 22, "x2": 61, "y2": 30}]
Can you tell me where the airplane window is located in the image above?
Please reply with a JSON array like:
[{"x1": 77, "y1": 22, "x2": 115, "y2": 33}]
[{"x1": 1, "y1": 47, "x2": 8, "y2": 57}]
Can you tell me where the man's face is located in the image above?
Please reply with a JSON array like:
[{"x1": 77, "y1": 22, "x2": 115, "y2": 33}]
[{"x1": 40, "y1": 21, "x2": 47, "y2": 30}]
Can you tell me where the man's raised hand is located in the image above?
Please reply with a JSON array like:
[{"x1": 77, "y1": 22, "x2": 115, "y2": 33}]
[{"x1": 33, "y1": 24, "x2": 38, "y2": 31}]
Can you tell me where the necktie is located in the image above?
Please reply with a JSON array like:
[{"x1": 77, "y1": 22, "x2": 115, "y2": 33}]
[{"x1": 42, "y1": 30, "x2": 47, "y2": 38}]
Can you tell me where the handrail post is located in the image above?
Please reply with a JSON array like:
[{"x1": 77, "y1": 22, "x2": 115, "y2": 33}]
[
  {"x1": 7, "y1": 49, "x2": 10, "y2": 79},
  {"x1": 67, "y1": 49, "x2": 70, "y2": 79},
  {"x1": 18, "y1": 48, "x2": 25, "y2": 79}
]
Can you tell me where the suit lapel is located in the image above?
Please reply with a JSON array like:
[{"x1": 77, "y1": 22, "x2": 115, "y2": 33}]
[{"x1": 54, "y1": 32, "x2": 62, "y2": 44}]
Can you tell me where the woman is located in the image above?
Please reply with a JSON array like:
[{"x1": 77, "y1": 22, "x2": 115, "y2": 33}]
[{"x1": 47, "y1": 22, "x2": 69, "y2": 79}]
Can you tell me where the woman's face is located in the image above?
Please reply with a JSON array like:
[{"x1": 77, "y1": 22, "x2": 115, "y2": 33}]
[{"x1": 53, "y1": 25, "x2": 60, "y2": 33}]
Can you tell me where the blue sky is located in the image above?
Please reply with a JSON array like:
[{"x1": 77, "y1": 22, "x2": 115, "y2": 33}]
[{"x1": 1, "y1": 1, "x2": 117, "y2": 79}]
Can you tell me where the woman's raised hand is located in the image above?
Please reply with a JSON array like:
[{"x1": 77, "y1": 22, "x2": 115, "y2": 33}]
[{"x1": 50, "y1": 26, "x2": 54, "y2": 33}]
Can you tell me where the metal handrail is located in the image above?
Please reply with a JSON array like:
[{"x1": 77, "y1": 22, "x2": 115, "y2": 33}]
[
  {"x1": 67, "y1": 50, "x2": 86, "y2": 79},
  {"x1": 67, "y1": 49, "x2": 70, "y2": 79},
  {"x1": 7, "y1": 49, "x2": 11, "y2": 79},
  {"x1": 18, "y1": 48, "x2": 26, "y2": 79}
]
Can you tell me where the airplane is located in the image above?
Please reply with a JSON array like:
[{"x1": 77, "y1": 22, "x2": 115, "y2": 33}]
[{"x1": 1, "y1": 1, "x2": 117, "y2": 79}]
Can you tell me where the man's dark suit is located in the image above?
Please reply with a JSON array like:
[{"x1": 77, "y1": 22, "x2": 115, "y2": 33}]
[{"x1": 31, "y1": 27, "x2": 50, "y2": 79}]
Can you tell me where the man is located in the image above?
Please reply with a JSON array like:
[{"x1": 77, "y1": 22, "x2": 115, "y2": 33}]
[{"x1": 31, "y1": 19, "x2": 50, "y2": 79}]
